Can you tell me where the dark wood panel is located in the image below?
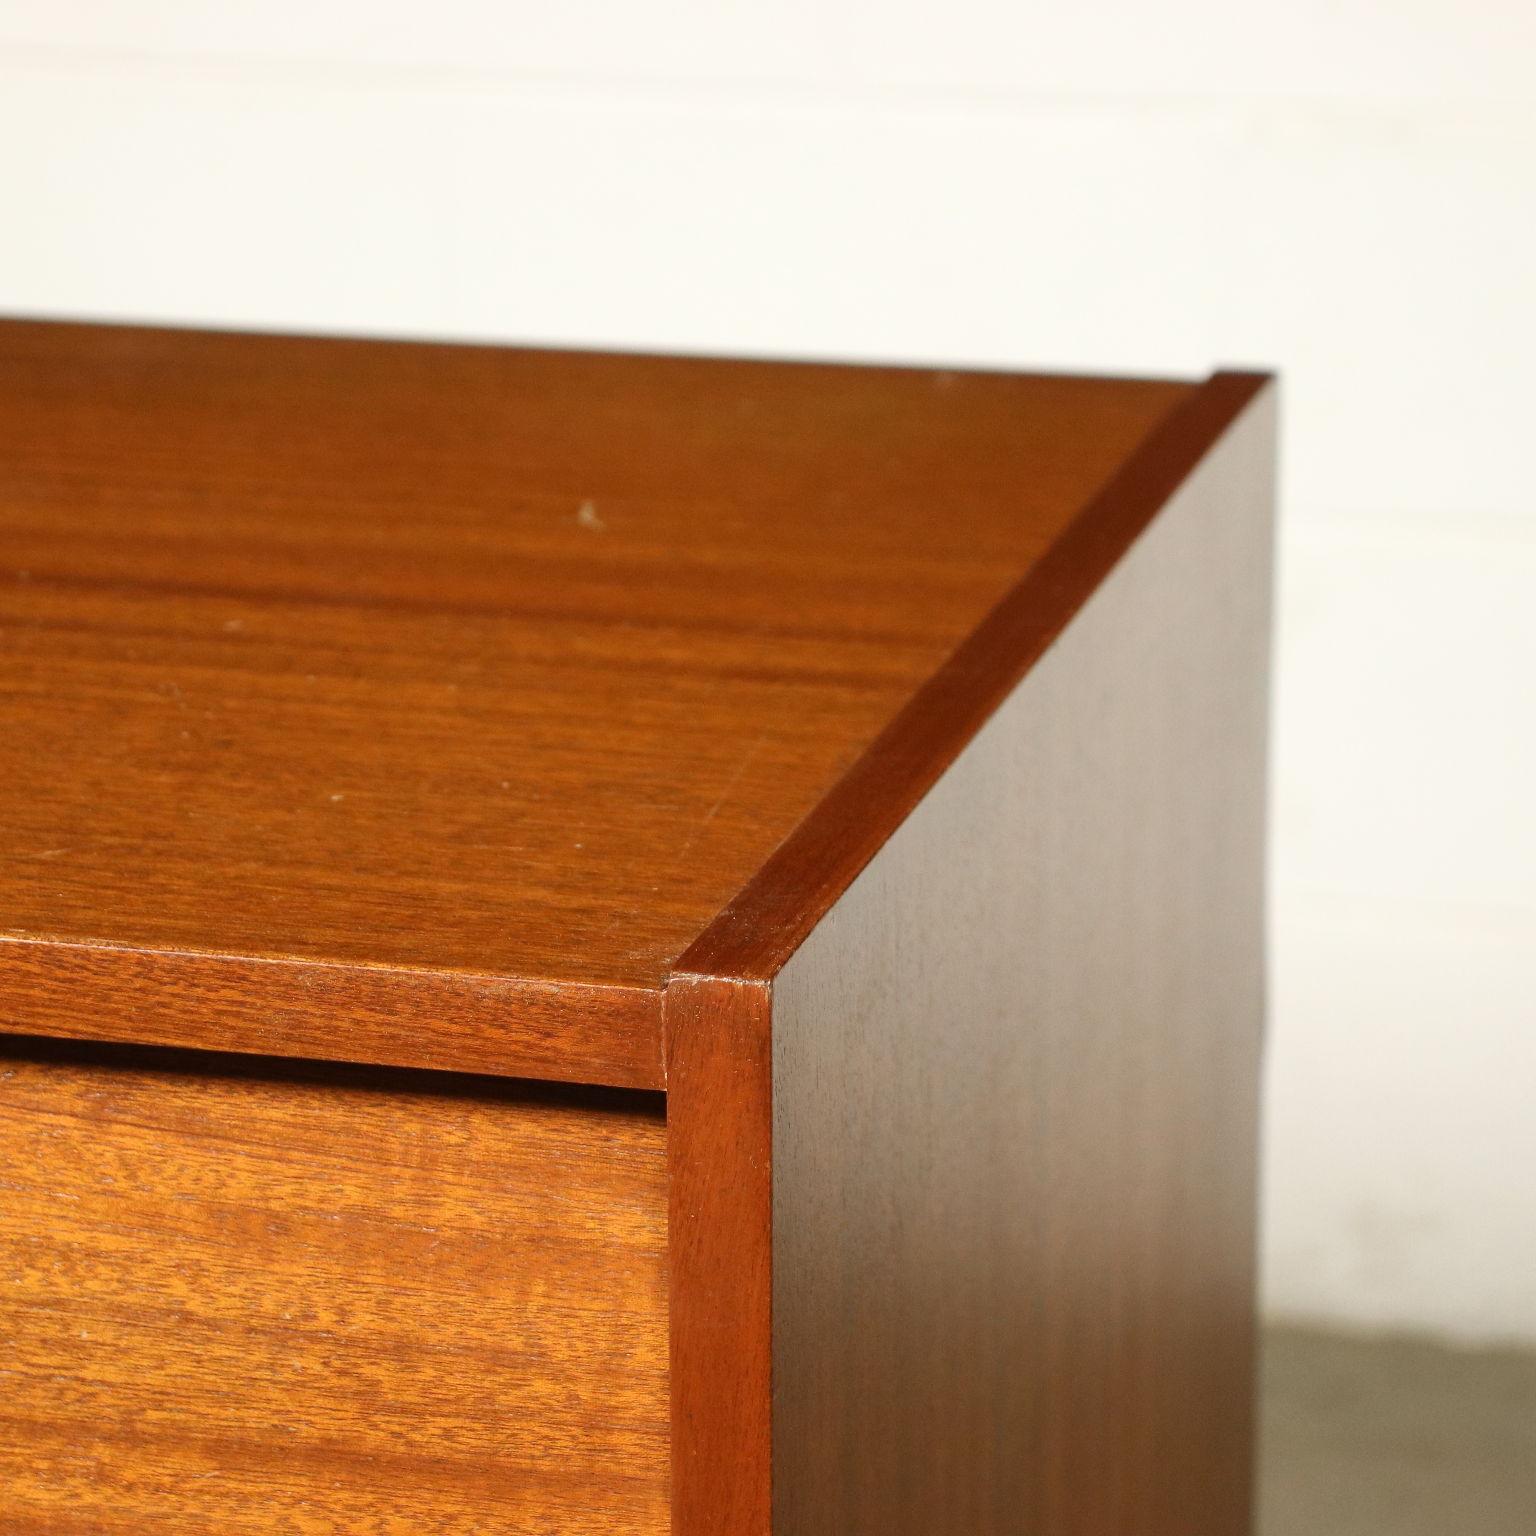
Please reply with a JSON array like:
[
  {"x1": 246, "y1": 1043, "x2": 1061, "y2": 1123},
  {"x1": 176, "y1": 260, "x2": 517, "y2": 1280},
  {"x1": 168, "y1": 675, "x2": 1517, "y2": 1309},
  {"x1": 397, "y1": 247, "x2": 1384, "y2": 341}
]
[
  {"x1": 767, "y1": 384, "x2": 1274, "y2": 1534},
  {"x1": 663, "y1": 372, "x2": 1273, "y2": 1534},
  {"x1": 0, "y1": 1036, "x2": 670, "y2": 1533},
  {"x1": 0, "y1": 317, "x2": 1187, "y2": 1082}
]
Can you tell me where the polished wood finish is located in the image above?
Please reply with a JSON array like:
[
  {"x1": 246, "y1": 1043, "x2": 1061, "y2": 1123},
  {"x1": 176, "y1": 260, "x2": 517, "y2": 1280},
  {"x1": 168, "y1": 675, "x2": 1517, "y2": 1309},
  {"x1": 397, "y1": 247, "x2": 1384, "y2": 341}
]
[
  {"x1": 678, "y1": 372, "x2": 1272, "y2": 980},
  {"x1": 667, "y1": 380, "x2": 1275, "y2": 1535},
  {"x1": 0, "y1": 318, "x2": 1184, "y2": 1086},
  {"x1": 665, "y1": 975, "x2": 774, "y2": 1536},
  {"x1": 0, "y1": 1036, "x2": 670, "y2": 1534},
  {"x1": 0, "y1": 320, "x2": 1274, "y2": 1534},
  {"x1": 769, "y1": 386, "x2": 1274, "y2": 1534}
]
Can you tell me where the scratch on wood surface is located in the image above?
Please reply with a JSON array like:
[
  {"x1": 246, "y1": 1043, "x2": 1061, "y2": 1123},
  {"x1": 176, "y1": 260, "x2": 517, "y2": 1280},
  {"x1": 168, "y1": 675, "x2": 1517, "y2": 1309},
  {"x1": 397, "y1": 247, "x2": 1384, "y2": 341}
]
[
  {"x1": 620, "y1": 733, "x2": 774, "y2": 946},
  {"x1": 669, "y1": 732, "x2": 768, "y2": 880}
]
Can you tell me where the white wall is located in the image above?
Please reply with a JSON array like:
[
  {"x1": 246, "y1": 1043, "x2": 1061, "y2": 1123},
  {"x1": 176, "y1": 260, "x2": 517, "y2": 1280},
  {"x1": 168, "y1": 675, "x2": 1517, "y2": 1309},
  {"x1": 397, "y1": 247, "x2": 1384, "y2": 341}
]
[{"x1": 1, "y1": 3, "x2": 1531, "y2": 1342}]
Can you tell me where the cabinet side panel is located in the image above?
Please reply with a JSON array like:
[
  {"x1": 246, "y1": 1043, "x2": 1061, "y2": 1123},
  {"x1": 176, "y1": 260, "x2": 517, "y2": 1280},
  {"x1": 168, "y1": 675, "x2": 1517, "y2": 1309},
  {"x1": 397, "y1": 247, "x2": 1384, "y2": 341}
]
[
  {"x1": 771, "y1": 391, "x2": 1275, "y2": 1535},
  {"x1": 0, "y1": 1039, "x2": 670, "y2": 1535}
]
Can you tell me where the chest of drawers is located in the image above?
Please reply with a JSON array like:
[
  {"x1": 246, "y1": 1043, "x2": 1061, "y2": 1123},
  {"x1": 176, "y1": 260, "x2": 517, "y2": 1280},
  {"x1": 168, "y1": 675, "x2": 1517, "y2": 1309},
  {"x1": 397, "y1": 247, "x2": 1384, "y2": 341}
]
[{"x1": 0, "y1": 319, "x2": 1274, "y2": 1534}]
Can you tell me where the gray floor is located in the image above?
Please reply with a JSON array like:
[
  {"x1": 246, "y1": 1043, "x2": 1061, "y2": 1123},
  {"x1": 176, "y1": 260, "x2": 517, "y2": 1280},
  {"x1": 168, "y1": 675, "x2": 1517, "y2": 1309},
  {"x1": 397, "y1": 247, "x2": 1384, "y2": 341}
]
[{"x1": 1260, "y1": 1326, "x2": 1536, "y2": 1535}]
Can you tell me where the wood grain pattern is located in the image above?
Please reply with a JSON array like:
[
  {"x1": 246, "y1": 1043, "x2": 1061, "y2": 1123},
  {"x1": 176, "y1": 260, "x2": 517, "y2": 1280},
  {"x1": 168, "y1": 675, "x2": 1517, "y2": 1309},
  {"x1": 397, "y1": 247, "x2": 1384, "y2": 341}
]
[
  {"x1": 0, "y1": 321, "x2": 1274, "y2": 1535},
  {"x1": 767, "y1": 384, "x2": 1275, "y2": 1534},
  {"x1": 663, "y1": 373, "x2": 1274, "y2": 1536},
  {"x1": 678, "y1": 371, "x2": 1272, "y2": 982},
  {"x1": 665, "y1": 975, "x2": 774, "y2": 1536},
  {"x1": 0, "y1": 935, "x2": 661, "y2": 1091},
  {"x1": 0, "y1": 1035, "x2": 670, "y2": 1534},
  {"x1": 0, "y1": 317, "x2": 1187, "y2": 1084}
]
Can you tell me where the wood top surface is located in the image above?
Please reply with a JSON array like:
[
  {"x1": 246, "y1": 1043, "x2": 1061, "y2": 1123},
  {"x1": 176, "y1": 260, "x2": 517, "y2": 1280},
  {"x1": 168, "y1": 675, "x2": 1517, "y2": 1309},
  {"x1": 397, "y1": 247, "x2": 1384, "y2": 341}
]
[{"x1": 0, "y1": 317, "x2": 1209, "y2": 1085}]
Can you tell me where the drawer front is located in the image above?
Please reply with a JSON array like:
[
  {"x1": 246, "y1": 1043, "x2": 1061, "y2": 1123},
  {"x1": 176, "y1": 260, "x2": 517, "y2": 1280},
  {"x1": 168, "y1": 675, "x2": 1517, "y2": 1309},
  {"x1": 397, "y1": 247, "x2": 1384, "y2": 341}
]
[{"x1": 0, "y1": 1038, "x2": 669, "y2": 1534}]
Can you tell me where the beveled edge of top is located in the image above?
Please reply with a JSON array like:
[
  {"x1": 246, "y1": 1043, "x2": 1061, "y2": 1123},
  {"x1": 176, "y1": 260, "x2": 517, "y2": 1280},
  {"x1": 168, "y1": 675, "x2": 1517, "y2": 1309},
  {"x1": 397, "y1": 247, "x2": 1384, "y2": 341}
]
[{"x1": 664, "y1": 371, "x2": 1275, "y2": 1051}]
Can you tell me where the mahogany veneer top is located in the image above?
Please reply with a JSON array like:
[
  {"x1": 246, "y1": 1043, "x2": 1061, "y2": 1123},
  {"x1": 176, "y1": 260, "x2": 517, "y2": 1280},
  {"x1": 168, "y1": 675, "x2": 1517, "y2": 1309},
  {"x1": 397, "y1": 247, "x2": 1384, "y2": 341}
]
[{"x1": 0, "y1": 317, "x2": 1200, "y2": 1087}]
